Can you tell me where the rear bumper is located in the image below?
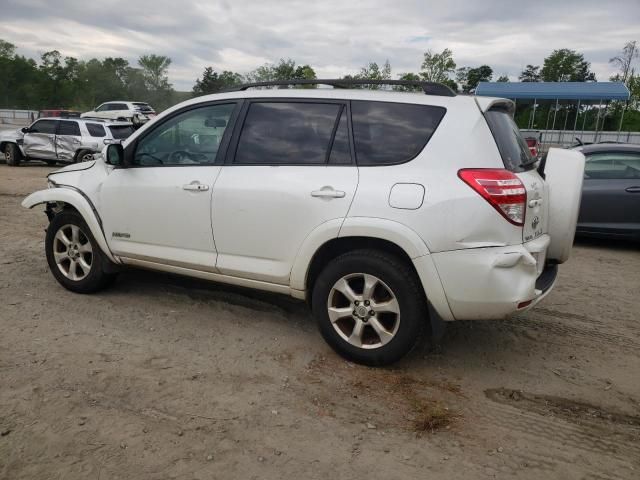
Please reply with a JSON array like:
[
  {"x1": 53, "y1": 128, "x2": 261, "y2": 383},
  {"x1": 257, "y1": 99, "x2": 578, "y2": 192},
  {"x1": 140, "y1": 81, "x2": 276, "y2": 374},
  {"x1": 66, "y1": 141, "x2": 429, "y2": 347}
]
[{"x1": 430, "y1": 234, "x2": 555, "y2": 320}]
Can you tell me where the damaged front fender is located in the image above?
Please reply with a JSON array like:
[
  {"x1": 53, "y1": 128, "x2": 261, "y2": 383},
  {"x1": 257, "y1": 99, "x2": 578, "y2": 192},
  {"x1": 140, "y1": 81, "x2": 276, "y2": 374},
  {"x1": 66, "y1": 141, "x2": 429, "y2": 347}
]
[{"x1": 22, "y1": 187, "x2": 119, "y2": 264}]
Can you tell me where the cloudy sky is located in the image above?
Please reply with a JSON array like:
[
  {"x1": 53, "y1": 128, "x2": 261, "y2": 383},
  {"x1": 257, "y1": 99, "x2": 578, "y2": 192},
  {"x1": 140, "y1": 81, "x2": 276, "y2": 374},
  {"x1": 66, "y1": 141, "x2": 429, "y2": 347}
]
[{"x1": 2, "y1": 0, "x2": 639, "y2": 90}]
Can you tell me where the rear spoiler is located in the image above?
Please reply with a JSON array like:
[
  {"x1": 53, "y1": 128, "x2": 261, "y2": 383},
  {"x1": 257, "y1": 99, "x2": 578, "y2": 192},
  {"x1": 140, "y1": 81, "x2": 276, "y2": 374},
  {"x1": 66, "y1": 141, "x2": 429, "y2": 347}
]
[{"x1": 474, "y1": 97, "x2": 515, "y2": 114}]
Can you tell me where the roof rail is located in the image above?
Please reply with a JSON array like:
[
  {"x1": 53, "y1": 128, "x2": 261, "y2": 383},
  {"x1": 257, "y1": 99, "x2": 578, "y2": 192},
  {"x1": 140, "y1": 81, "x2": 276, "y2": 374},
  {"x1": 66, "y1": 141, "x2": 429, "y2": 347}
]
[{"x1": 222, "y1": 79, "x2": 456, "y2": 97}]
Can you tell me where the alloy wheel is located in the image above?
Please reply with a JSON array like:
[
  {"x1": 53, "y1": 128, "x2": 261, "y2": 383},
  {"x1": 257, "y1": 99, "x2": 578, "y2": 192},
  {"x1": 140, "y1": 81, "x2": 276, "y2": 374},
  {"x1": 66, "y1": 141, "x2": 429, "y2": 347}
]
[
  {"x1": 327, "y1": 273, "x2": 401, "y2": 349},
  {"x1": 52, "y1": 224, "x2": 93, "y2": 281}
]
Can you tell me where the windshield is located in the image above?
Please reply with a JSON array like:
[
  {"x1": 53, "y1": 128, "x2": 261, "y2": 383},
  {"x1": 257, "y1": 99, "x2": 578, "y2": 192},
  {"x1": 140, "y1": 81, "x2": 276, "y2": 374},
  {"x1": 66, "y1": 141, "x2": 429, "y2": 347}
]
[
  {"x1": 485, "y1": 108, "x2": 536, "y2": 172},
  {"x1": 108, "y1": 125, "x2": 135, "y2": 139}
]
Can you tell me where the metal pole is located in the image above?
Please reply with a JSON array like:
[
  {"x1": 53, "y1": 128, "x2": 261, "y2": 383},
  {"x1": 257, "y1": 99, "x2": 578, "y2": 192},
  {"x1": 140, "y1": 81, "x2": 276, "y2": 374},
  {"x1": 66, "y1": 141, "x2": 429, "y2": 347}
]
[
  {"x1": 551, "y1": 98, "x2": 559, "y2": 147},
  {"x1": 573, "y1": 99, "x2": 581, "y2": 133},
  {"x1": 561, "y1": 100, "x2": 570, "y2": 147},
  {"x1": 529, "y1": 98, "x2": 537, "y2": 129},
  {"x1": 594, "y1": 98, "x2": 603, "y2": 142},
  {"x1": 617, "y1": 103, "x2": 627, "y2": 142},
  {"x1": 581, "y1": 103, "x2": 588, "y2": 141}
]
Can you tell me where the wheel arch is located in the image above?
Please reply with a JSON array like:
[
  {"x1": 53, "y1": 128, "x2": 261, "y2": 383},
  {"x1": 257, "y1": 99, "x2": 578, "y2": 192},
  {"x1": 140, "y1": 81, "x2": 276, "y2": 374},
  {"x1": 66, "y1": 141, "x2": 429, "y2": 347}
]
[{"x1": 22, "y1": 188, "x2": 119, "y2": 264}]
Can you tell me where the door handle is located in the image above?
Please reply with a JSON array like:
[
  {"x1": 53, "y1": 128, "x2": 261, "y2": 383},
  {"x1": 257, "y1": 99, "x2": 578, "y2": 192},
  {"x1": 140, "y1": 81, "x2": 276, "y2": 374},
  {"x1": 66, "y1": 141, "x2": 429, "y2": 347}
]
[
  {"x1": 625, "y1": 186, "x2": 640, "y2": 193},
  {"x1": 182, "y1": 181, "x2": 209, "y2": 191},
  {"x1": 311, "y1": 188, "x2": 346, "y2": 199}
]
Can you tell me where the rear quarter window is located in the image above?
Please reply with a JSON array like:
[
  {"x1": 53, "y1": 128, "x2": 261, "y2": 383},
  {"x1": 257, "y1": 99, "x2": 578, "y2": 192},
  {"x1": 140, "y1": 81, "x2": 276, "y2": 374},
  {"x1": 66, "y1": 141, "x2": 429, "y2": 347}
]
[
  {"x1": 485, "y1": 108, "x2": 535, "y2": 172},
  {"x1": 108, "y1": 125, "x2": 135, "y2": 139},
  {"x1": 351, "y1": 101, "x2": 446, "y2": 166},
  {"x1": 86, "y1": 123, "x2": 106, "y2": 137}
]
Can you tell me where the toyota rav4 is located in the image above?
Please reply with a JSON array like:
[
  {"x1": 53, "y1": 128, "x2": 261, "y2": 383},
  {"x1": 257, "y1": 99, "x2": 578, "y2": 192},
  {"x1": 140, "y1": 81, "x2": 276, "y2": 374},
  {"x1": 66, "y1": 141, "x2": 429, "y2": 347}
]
[{"x1": 22, "y1": 79, "x2": 585, "y2": 365}]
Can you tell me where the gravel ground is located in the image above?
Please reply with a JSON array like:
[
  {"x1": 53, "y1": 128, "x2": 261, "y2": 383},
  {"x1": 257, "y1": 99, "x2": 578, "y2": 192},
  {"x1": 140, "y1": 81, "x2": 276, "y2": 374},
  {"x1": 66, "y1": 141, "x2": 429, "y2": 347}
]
[{"x1": 1, "y1": 164, "x2": 639, "y2": 480}]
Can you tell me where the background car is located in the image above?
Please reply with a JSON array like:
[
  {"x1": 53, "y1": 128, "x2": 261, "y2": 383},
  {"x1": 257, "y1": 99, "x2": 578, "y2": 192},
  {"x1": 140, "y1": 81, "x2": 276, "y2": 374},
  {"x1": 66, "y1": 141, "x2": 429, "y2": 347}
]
[
  {"x1": 1, "y1": 117, "x2": 135, "y2": 166},
  {"x1": 38, "y1": 109, "x2": 82, "y2": 119},
  {"x1": 81, "y1": 101, "x2": 156, "y2": 126},
  {"x1": 573, "y1": 143, "x2": 640, "y2": 240}
]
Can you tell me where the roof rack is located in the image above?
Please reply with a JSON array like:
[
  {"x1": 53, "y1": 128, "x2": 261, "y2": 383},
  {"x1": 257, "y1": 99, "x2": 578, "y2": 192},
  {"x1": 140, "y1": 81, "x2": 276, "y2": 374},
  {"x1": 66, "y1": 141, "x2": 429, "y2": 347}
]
[{"x1": 223, "y1": 79, "x2": 456, "y2": 97}]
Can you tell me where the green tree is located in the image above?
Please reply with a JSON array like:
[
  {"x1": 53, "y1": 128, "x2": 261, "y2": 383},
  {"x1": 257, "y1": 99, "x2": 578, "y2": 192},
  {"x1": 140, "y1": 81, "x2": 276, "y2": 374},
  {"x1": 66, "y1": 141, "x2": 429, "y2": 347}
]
[
  {"x1": 137, "y1": 54, "x2": 174, "y2": 109},
  {"x1": 610, "y1": 40, "x2": 638, "y2": 85},
  {"x1": 456, "y1": 65, "x2": 493, "y2": 92},
  {"x1": 193, "y1": 67, "x2": 243, "y2": 95},
  {"x1": 541, "y1": 49, "x2": 595, "y2": 82},
  {"x1": 496, "y1": 75, "x2": 509, "y2": 82},
  {"x1": 0, "y1": 39, "x2": 16, "y2": 58},
  {"x1": 519, "y1": 65, "x2": 541, "y2": 82},
  {"x1": 394, "y1": 72, "x2": 422, "y2": 91},
  {"x1": 247, "y1": 58, "x2": 316, "y2": 87},
  {"x1": 420, "y1": 48, "x2": 456, "y2": 83}
]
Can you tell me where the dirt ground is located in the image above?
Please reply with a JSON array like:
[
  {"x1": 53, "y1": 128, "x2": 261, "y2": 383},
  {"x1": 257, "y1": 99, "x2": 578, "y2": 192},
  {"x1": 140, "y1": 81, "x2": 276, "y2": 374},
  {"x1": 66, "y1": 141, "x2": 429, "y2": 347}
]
[{"x1": 1, "y1": 163, "x2": 639, "y2": 480}]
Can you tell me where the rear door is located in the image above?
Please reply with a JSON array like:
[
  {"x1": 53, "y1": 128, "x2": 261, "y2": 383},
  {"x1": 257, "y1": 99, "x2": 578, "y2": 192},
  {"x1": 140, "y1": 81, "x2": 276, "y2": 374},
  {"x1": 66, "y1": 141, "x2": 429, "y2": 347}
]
[
  {"x1": 22, "y1": 119, "x2": 58, "y2": 159},
  {"x1": 211, "y1": 99, "x2": 358, "y2": 284},
  {"x1": 55, "y1": 120, "x2": 83, "y2": 162},
  {"x1": 484, "y1": 107, "x2": 548, "y2": 243},
  {"x1": 579, "y1": 151, "x2": 640, "y2": 234}
]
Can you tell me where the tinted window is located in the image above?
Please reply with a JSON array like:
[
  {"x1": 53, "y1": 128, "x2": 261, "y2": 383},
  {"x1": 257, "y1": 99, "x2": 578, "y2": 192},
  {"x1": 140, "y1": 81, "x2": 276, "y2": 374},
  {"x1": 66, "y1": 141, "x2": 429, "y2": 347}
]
[
  {"x1": 95, "y1": 104, "x2": 108, "y2": 112},
  {"x1": 485, "y1": 108, "x2": 535, "y2": 172},
  {"x1": 134, "y1": 103, "x2": 235, "y2": 166},
  {"x1": 235, "y1": 102, "x2": 342, "y2": 165},
  {"x1": 585, "y1": 153, "x2": 640, "y2": 179},
  {"x1": 86, "y1": 123, "x2": 106, "y2": 137},
  {"x1": 29, "y1": 120, "x2": 57, "y2": 134},
  {"x1": 57, "y1": 121, "x2": 81, "y2": 136},
  {"x1": 109, "y1": 103, "x2": 128, "y2": 111},
  {"x1": 329, "y1": 108, "x2": 351, "y2": 164},
  {"x1": 108, "y1": 125, "x2": 135, "y2": 139},
  {"x1": 351, "y1": 101, "x2": 445, "y2": 166}
]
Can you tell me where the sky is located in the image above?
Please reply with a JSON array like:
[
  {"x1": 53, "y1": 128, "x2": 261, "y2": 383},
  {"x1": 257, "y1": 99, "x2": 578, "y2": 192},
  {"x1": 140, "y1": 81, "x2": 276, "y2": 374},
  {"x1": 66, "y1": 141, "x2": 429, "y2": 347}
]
[{"x1": 1, "y1": 0, "x2": 639, "y2": 90}]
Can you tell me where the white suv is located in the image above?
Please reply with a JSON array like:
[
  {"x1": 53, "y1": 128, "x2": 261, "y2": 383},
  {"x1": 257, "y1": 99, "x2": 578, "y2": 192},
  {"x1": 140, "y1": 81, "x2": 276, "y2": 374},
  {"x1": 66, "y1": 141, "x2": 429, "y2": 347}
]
[
  {"x1": 81, "y1": 101, "x2": 156, "y2": 126},
  {"x1": 22, "y1": 80, "x2": 585, "y2": 365}
]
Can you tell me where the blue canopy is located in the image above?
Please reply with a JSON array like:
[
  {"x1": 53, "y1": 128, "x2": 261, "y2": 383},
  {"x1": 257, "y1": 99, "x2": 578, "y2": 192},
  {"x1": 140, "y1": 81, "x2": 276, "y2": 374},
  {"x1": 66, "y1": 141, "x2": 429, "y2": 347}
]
[{"x1": 475, "y1": 81, "x2": 630, "y2": 101}]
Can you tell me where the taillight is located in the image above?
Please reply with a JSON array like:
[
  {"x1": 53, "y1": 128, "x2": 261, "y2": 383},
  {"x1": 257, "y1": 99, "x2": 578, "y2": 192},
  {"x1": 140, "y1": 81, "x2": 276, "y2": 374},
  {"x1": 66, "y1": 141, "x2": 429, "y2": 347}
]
[{"x1": 458, "y1": 169, "x2": 526, "y2": 226}]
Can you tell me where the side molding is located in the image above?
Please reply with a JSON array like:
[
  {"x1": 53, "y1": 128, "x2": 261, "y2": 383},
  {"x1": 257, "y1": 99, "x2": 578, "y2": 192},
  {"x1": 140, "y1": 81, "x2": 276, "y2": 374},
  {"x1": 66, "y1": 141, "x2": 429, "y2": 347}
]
[{"x1": 21, "y1": 188, "x2": 119, "y2": 264}]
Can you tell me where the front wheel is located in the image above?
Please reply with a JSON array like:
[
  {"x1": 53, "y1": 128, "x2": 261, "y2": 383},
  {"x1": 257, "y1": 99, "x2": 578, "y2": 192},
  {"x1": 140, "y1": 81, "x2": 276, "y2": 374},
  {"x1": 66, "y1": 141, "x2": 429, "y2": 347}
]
[
  {"x1": 312, "y1": 249, "x2": 427, "y2": 366},
  {"x1": 4, "y1": 143, "x2": 22, "y2": 166},
  {"x1": 75, "y1": 149, "x2": 94, "y2": 163},
  {"x1": 45, "y1": 211, "x2": 117, "y2": 293}
]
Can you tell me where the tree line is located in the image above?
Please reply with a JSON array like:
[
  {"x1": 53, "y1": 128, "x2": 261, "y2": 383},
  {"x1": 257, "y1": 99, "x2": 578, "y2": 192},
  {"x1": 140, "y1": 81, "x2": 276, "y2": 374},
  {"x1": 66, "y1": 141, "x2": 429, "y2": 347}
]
[{"x1": 1, "y1": 37, "x2": 638, "y2": 131}]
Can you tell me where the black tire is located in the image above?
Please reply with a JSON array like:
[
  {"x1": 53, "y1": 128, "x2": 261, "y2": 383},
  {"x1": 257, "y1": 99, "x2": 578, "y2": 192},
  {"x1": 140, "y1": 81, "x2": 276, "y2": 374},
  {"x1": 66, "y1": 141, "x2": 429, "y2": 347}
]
[
  {"x1": 312, "y1": 249, "x2": 427, "y2": 366},
  {"x1": 74, "y1": 149, "x2": 94, "y2": 163},
  {"x1": 45, "y1": 210, "x2": 117, "y2": 293},
  {"x1": 4, "y1": 143, "x2": 22, "y2": 166}
]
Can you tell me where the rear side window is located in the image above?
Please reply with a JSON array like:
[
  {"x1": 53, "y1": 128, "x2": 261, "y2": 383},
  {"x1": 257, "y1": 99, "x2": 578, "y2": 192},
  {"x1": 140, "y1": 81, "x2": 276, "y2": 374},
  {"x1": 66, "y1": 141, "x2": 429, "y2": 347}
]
[
  {"x1": 108, "y1": 103, "x2": 128, "y2": 111},
  {"x1": 86, "y1": 123, "x2": 106, "y2": 137},
  {"x1": 235, "y1": 102, "x2": 342, "y2": 165},
  {"x1": 328, "y1": 108, "x2": 351, "y2": 165},
  {"x1": 108, "y1": 125, "x2": 135, "y2": 139},
  {"x1": 351, "y1": 101, "x2": 446, "y2": 165},
  {"x1": 485, "y1": 108, "x2": 535, "y2": 172},
  {"x1": 57, "y1": 121, "x2": 81, "y2": 136},
  {"x1": 30, "y1": 120, "x2": 57, "y2": 134}
]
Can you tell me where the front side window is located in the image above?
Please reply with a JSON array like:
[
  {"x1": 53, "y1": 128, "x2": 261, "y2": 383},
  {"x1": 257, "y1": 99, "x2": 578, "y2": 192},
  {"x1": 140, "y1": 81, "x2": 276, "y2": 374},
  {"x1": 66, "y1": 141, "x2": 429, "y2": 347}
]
[
  {"x1": 29, "y1": 120, "x2": 57, "y2": 134},
  {"x1": 57, "y1": 121, "x2": 81, "y2": 136},
  {"x1": 585, "y1": 152, "x2": 640, "y2": 179},
  {"x1": 95, "y1": 104, "x2": 107, "y2": 112},
  {"x1": 351, "y1": 101, "x2": 446, "y2": 166},
  {"x1": 133, "y1": 103, "x2": 235, "y2": 166},
  {"x1": 234, "y1": 102, "x2": 343, "y2": 165}
]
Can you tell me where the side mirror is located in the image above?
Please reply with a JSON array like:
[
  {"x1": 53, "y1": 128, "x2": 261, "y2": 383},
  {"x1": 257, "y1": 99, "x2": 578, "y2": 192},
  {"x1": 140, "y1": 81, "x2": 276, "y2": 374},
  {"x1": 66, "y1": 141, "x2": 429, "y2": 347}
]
[
  {"x1": 106, "y1": 143, "x2": 125, "y2": 167},
  {"x1": 21, "y1": 127, "x2": 29, "y2": 133}
]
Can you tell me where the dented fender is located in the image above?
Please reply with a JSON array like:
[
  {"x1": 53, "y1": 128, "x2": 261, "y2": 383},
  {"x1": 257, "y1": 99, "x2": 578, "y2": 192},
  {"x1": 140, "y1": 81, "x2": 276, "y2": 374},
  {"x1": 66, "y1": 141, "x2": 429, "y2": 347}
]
[{"x1": 22, "y1": 187, "x2": 119, "y2": 264}]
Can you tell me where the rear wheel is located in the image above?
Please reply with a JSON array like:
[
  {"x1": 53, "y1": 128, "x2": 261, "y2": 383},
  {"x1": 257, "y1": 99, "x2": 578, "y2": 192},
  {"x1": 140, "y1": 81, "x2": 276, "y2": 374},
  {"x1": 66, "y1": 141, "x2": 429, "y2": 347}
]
[
  {"x1": 45, "y1": 211, "x2": 117, "y2": 293},
  {"x1": 312, "y1": 249, "x2": 427, "y2": 366},
  {"x1": 4, "y1": 143, "x2": 22, "y2": 166}
]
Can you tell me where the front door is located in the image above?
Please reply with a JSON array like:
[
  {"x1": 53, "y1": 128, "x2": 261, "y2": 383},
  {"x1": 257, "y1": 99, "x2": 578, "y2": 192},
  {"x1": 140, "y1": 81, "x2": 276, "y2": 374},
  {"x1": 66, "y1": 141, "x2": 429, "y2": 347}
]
[
  {"x1": 580, "y1": 151, "x2": 640, "y2": 234},
  {"x1": 212, "y1": 100, "x2": 358, "y2": 284},
  {"x1": 22, "y1": 119, "x2": 58, "y2": 160},
  {"x1": 100, "y1": 102, "x2": 239, "y2": 271},
  {"x1": 55, "y1": 120, "x2": 83, "y2": 162}
]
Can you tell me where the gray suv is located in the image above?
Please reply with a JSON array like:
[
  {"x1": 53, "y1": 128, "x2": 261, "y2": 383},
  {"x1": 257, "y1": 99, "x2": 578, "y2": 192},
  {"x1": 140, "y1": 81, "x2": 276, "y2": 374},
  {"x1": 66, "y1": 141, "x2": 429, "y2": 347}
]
[{"x1": 1, "y1": 117, "x2": 135, "y2": 166}]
